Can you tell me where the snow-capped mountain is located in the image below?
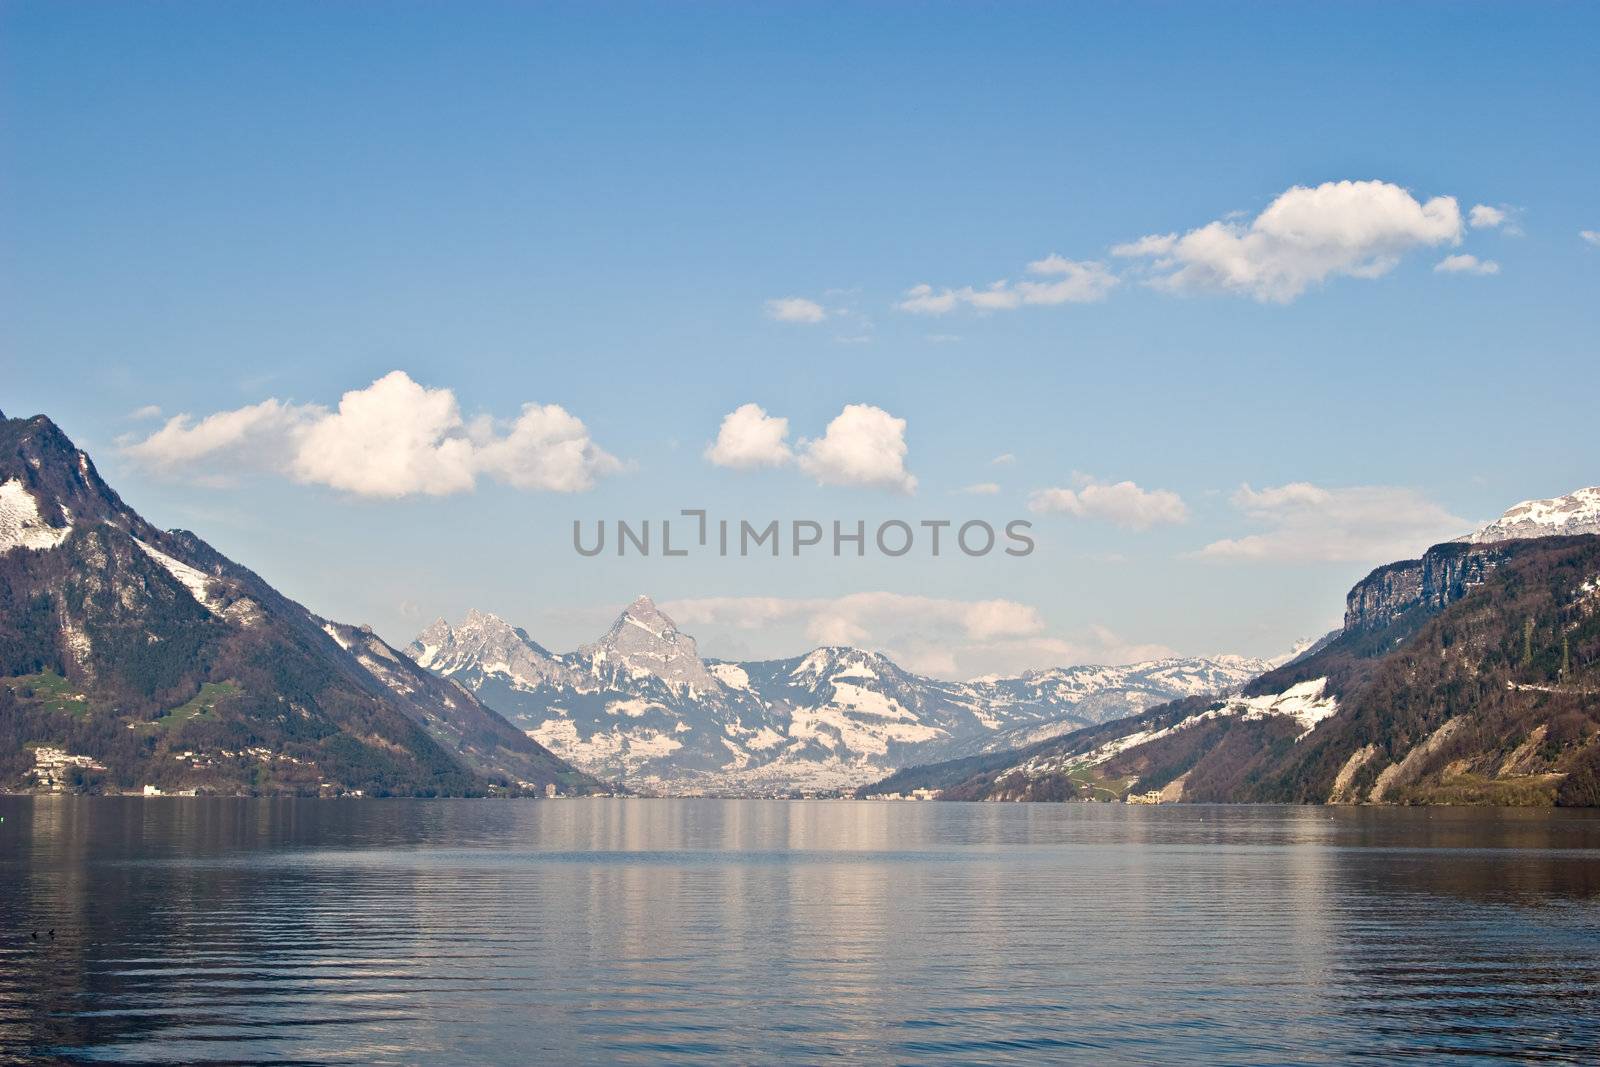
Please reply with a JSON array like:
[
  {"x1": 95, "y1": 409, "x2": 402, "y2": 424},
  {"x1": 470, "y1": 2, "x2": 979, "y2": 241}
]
[
  {"x1": 579, "y1": 595, "x2": 722, "y2": 693},
  {"x1": 407, "y1": 600, "x2": 1277, "y2": 793},
  {"x1": 412, "y1": 609, "x2": 578, "y2": 689},
  {"x1": 945, "y1": 656, "x2": 1288, "y2": 757},
  {"x1": 1467, "y1": 486, "x2": 1600, "y2": 543}
]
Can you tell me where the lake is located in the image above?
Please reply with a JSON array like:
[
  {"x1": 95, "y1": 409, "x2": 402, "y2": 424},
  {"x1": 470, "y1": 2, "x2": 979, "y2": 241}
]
[{"x1": 2, "y1": 798, "x2": 1598, "y2": 1064}]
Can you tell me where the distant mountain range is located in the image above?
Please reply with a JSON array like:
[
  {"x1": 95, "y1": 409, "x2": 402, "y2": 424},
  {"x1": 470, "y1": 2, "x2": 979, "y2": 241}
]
[
  {"x1": 868, "y1": 492, "x2": 1600, "y2": 808},
  {"x1": 407, "y1": 601, "x2": 1286, "y2": 794},
  {"x1": 0, "y1": 411, "x2": 599, "y2": 797}
]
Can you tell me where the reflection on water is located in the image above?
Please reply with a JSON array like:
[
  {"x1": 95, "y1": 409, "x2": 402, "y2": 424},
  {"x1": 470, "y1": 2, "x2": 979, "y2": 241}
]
[{"x1": 2, "y1": 799, "x2": 1599, "y2": 1064}]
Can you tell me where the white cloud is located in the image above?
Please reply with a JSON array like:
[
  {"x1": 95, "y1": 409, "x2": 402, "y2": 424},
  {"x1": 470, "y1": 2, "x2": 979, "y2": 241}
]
[
  {"x1": 662, "y1": 592, "x2": 1175, "y2": 680},
  {"x1": 1196, "y1": 482, "x2": 1468, "y2": 563},
  {"x1": 123, "y1": 371, "x2": 621, "y2": 498},
  {"x1": 127, "y1": 404, "x2": 163, "y2": 421},
  {"x1": 958, "y1": 482, "x2": 1001, "y2": 495},
  {"x1": 1434, "y1": 253, "x2": 1500, "y2": 276},
  {"x1": 1116, "y1": 179, "x2": 1463, "y2": 302},
  {"x1": 124, "y1": 398, "x2": 314, "y2": 478},
  {"x1": 665, "y1": 592, "x2": 1043, "y2": 643},
  {"x1": 1028, "y1": 479, "x2": 1188, "y2": 530},
  {"x1": 991, "y1": 452, "x2": 1016, "y2": 466},
  {"x1": 1582, "y1": 230, "x2": 1600, "y2": 247},
  {"x1": 704, "y1": 403, "x2": 794, "y2": 469},
  {"x1": 472, "y1": 402, "x2": 624, "y2": 492},
  {"x1": 291, "y1": 372, "x2": 479, "y2": 497},
  {"x1": 896, "y1": 256, "x2": 1116, "y2": 316},
  {"x1": 1110, "y1": 233, "x2": 1178, "y2": 258},
  {"x1": 1468, "y1": 204, "x2": 1506, "y2": 229},
  {"x1": 765, "y1": 296, "x2": 827, "y2": 323},
  {"x1": 797, "y1": 403, "x2": 917, "y2": 494},
  {"x1": 897, "y1": 284, "x2": 961, "y2": 315}
]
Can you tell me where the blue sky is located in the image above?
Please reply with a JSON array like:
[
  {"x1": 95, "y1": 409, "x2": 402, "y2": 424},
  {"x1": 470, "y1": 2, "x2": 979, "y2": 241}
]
[{"x1": 3, "y1": 2, "x2": 1597, "y2": 677}]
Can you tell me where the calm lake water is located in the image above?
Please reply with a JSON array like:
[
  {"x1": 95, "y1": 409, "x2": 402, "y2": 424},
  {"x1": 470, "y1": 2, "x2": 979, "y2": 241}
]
[{"x1": 2, "y1": 799, "x2": 1599, "y2": 1065}]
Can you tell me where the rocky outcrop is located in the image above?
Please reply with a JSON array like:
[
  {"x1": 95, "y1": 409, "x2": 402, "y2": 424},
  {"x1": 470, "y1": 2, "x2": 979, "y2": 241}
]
[
  {"x1": 1345, "y1": 484, "x2": 1600, "y2": 635},
  {"x1": 1343, "y1": 542, "x2": 1513, "y2": 633}
]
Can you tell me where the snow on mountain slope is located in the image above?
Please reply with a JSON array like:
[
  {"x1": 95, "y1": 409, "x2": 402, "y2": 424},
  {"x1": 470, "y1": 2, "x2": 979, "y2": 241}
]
[
  {"x1": 1468, "y1": 486, "x2": 1600, "y2": 543},
  {"x1": 966, "y1": 678, "x2": 1338, "y2": 799},
  {"x1": 411, "y1": 609, "x2": 578, "y2": 689},
  {"x1": 0, "y1": 478, "x2": 72, "y2": 554},
  {"x1": 132, "y1": 537, "x2": 219, "y2": 614}
]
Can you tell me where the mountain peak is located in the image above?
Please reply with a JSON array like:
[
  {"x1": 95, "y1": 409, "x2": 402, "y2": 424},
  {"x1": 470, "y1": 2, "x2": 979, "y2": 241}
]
[
  {"x1": 406, "y1": 608, "x2": 565, "y2": 684},
  {"x1": 1468, "y1": 486, "x2": 1600, "y2": 544},
  {"x1": 412, "y1": 616, "x2": 454, "y2": 651},
  {"x1": 584, "y1": 595, "x2": 716, "y2": 691},
  {"x1": 461, "y1": 607, "x2": 512, "y2": 629},
  {"x1": 619, "y1": 593, "x2": 668, "y2": 626},
  {"x1": 2, "y1": 411, "x2": 139, "y2": 536}
]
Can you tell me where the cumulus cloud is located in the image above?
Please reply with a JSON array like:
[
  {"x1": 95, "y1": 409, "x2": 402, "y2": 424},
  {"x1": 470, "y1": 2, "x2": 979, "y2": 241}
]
[
  {"x1": 473, "y1": 402, "x2": 625, "y2": 492},
  {"x1": 1195, "y1": 482, "x2": 1468, "y2": 563},
  {"x1": 123, "y1": 371, "x2": 621, "y2": 497},
  {"x1": 896, "y1": 255, "x2": 1116, "y2": 316},
  {"x1": 1468, "y1": 204, "x2": 1506, "y2": 229},
  {"x1": 1434, "y1": 253, "x2": 1500, "y2": 276},
  {"x1": 704, "y1": 403, "x2": 794, "y2": 469},
  {"x1": 127, "y1": 404, "x2": 163, "y2": 421},
  {"x1": 290, "y1": 372, "x2": 479, "y2": 496},
  {"x1": 1582, "y1": 230, "x2": 1600, "y2": 247},
  {"x1": 991, "y1": 453, "x2": 1016, "y2": 466},
  {"x1": 1114, "y1": 179, "x2": 1463, "y2": 302},
  {"x1": 797, "y1": 403, "x2": 917, "y2": 494},
  {"x1": 704, "y1": 402, "x2": 917, "y2": 493},
  {"x1": 662, "y1": 592, "x2": 1176, "y2": 680},
  {"x1": 765, "y1": 296, "x2": 827, "y2": 323},
  {"x1": 1027, "y1": 479, "x2": 1189, "y2": 530}
]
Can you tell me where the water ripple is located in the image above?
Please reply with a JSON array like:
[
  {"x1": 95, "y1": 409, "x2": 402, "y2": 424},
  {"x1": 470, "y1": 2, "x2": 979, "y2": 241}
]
[{"x1": 2, "y1": 799, "x2": 1598, "y2": 1064}]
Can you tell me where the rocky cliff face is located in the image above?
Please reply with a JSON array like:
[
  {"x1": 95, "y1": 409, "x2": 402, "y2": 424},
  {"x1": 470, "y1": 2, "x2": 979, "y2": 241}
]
[
  {"x1": 579, "y1": 595, "x2": 722, "y2": 693},
  {"x1": 1343, "y1": 542, "x2": 1512, "y2": 633},
  {"x1": 1345, "y1": 484, "x2": 1600, "y2": 634}
]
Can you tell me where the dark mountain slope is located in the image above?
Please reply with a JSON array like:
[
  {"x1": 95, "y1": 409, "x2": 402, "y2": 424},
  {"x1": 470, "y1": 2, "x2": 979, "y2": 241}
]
[
  {"x1": 1249, "y1": 536, "x2": 1600, "y2": 805},
  {"x1": 0, "y1": 412, "x2": 598, "y2": 796},
  {"x1": 867, "y1": 535, "x2": 1600, "y2": 807}
]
